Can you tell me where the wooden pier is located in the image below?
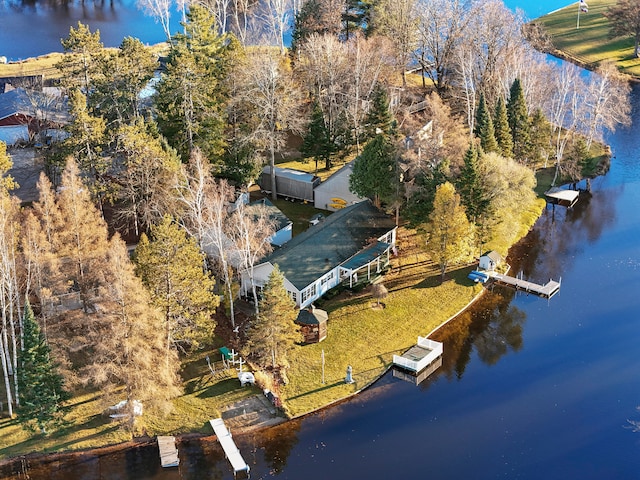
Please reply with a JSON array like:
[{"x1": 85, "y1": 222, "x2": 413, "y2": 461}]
[
  {"x1": 157, "y1": 436, "x2": 179, "y2": 468},
  {"x1": 210, "y1": 418, "x2": 250, "y2": 476},
  {"x1": 491, "y1": 273, "x2": 561, "y2": 298}
]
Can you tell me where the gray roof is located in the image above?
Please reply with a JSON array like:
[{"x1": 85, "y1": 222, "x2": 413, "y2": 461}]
[
  {"x1": 263, "y1": 201, "x2": 396, "y2": 290},
  {"x1": 248, "y1": 198, "x2": 292, "y2": 232},
  {"x1": 482, "y1": 251, "x2": 502, "y2": 262},
  {"x1": 0, "y1": 88, "x2": 68, "y2": 123},
  {"x1": 296, "y1": 307, "x2": 328, "y2": 325},
  {"x1": 261, "y1": 165, "x2": 317, "y2": 184}
]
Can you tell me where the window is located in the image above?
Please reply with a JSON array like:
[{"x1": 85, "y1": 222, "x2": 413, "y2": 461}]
[
  {"x1": 301, "y1": 283, "x2": 317, "y2": 303},
  {"x1": 321, "y1": 271, "x2": 335, "y2": 286},
  {"x1": 289, "y1": 291, "x2": 298, "y2": 303}
]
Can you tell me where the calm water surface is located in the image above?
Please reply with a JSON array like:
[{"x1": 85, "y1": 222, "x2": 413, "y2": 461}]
[{"x1": 3, "y1": 1, "x2": 640, "y2": 479}]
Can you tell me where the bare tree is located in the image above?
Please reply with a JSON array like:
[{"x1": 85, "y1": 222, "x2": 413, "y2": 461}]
[
  {"x1": 177, "y1": 149, "x2": 242, "y2": 327},
  {"x1": 138, "y1": 0, "x2": 174, "y2": 41},
  {"x1": 243, "y1": 49, "x2": 303, "y2": 200},
  {"x1": 233, "y1": 201, "x2": 275, "y2": 312},
  {"x1": 583, "y1": 61, "x2": 631, "y2": 150},
  {"x1": 260, "y1": 0, "x2": 293, "y2": 55}
]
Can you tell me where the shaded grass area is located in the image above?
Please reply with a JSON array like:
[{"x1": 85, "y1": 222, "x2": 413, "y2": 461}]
[
  {"x1": 0, "y1": 348, "x2": 259, "y2": 461},
  {"x1": 534, "y1": 0, "x2": 640, "y2": 77}
]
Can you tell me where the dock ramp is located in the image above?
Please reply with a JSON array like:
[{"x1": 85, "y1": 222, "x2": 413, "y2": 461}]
[
  {"x1": 157, "y1": 436, "x2": 179, "y2": 467},
  {"x1": 210, "y1": 418, "x2": 250, "y2": 476}
]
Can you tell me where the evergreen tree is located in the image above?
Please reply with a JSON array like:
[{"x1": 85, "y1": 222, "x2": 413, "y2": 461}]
[
  {"x1": 365, "y1": 83, "x2": 395, "y2": 139},
  {"x1": 350, "y1": 134, "x2": 397, "y2": 207},
  {"x1": 424, "y1": 182, "x2": 474, "y2": 281},
  {"x1": 291, "y1": 0, "x2": 342, "y2": 55},
  {"x1": 301, "y1": 98, "x2": 335, "y2": 173},
  {"x1": 56, "y1": 22, "x2": 104, "y2": 96},
  {"x1": 244, "y1": 266, "x2": 302, "y2": 376},
  {"x1": 17, "y1": 300, "x2": 69, "y2": 434},
  {"x1": 134, "y1": 215, "x2": 219, "y2": 351},
  {"x1": 403, "y1": 159, "x2": 450, "y2": 226},
  {"x1": 494, "y1": 97, "x2": 513, "y2": 158},
  {"x1": 474, "y1": 93, "x2": 498, "y2": 153},
  {"x1": 154, "y1": 5, "x2": 234, "y2": 163},
  {"x1": 507, "y1": 78, "x2": 531, "y2": 163},
  {"x1": 529, "y1": 108, "x2": 552, "y2": 167},
  {"x1": 457, "y1": 143, "x2": 491, "y2": 223}
]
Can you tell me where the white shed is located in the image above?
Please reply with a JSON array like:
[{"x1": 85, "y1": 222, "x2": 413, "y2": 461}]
[
  {"x1": 313, "y1": 160, "x2": 364, "y2": 211},
  {"x1": 479, "y1": 251, "x2": 502, "y2": 271}
]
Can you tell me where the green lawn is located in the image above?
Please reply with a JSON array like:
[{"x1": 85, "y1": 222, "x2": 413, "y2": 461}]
[{"x1": 534, "y1": 0, "x2": 640, "y2": 77}]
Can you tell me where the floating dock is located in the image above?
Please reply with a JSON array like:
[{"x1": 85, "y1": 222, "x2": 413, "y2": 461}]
[
  {"x1": 491, "y1": 273, "x2": 561, "y2": 298},
  {"x1": 210, "y1": 418, "x2": 250, "y2": 476},
  {"x1": 157, "y1": 436, "x2": 179, "y2": 468},
  {"x1": 393, "y1": 337, "x2": 443, "y2": 374}
]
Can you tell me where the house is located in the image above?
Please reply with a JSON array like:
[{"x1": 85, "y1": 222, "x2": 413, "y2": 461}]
[
  {"x1": 259, "y1": 166, "x2": 320, "y2": 202},
  {"x1": 240, "y1": 200, "x2": 397, "y2": 309},
  {"x1": 0, "y1": 87, "x2": 68, "y2": 145},
  {"x1": 249, "y1": 198, "x2": 292, "y2": 247},
  {"x1": 479, "y1": 251, "x2": 502, "y2": 271},
  {"x1": 313, "y1": 160, "x2": 365, "y2": 212},
  {"x1": 295, "y1": 306, "x2": 328, "y2": 343}
]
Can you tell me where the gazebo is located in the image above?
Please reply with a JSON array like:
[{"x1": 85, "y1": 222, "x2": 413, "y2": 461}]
[{"x1": 295, "y1": 306, "x2": 328, "y2": 344}]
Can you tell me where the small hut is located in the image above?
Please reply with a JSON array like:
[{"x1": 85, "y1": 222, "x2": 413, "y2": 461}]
[
  {"x1": 479, "y1": 251, "x2": 502, "y2": 272},
  {"x1": 295, "y1": 306, "x2": 328, "y2": 344}
]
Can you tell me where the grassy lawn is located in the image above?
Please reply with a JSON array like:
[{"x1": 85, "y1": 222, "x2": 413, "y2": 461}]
[
  {"x1": 534, "y1": 0, "x2": 640, "y2": 77},
  {"x1": 281, "y1": 227, "x2": 483, "y2": 417},
  {"x1": 0, "y1": 347, "x2": 260, "y2": 461}
]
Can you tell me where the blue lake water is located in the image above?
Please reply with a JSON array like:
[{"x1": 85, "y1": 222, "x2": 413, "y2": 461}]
[{"x1": 3, "y1": 1, "x2": 640, "y2": 479}]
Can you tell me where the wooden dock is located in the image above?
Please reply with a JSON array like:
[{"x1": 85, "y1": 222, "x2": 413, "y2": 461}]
[
  {"x1": 491, "y1": 273, "x2": 561, "y2": 298},
  {"x1": 157, "y1": 436, "x2": 179, "y2": 467},
  {"x1": 210, "y1": 418, "x2": 250, "y2": 476}
]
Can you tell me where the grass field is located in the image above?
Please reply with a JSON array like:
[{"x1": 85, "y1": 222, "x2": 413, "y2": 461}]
[{"x1": 534, "y1": 0, "x2": 640, "y2": 77}]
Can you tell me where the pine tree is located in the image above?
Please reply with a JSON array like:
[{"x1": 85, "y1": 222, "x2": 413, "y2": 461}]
[
  {"x1": 507, "y1": 78, "x2": 531, "y2": 163},
  {"x1": 301, "y1": 99, "x2": 334, "y2": 173},
  {"x1": 17, "y1": 300, "x2": 69, "y2": 434},
  {"x1": 134, "y1": 215, "x2": 219, "y2": 351},
  {"x1": 349, "y1": 134, "x2": 397, "y2": 208},
  {"x1": 457, "y1": 143, "x2": 491, "y2": 223},
  {"x1": 424, "y1": 182, "x2": 474, "y2": 281},
  {"x1": 474, "y1": 93, "x2": 498, "y2": 153},
  {"x1": 365, "y1": 83, "x2": 395, "y2": 139},
  {"x1": 54, "y1": 158, "x2": 112, "y2": 313},
  {"x1": 494, "y1": 97, "x2": 513, "y2": 158},
  {"x1": 245, "y1": 266, "x2": 302, "y2": 375},
  {"x1": 529, "y1": 108, "x2": 552, "y2": 167}
]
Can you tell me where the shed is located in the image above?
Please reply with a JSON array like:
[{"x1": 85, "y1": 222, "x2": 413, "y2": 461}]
[
  {"x1": 259, "y1": 166, "x2": 320, "y2": 202},
  {"x1": 479, "y1": 251, "x2": 502, "y2": 271},
  {"x1": 295, "y1": 306, "x2": 328, "y2": 343},
  {"x1": 313, "y1": 160, "x2": 365, "y2": 211}
]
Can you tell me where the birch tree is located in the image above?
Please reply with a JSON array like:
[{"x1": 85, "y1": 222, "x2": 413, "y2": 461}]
[
  {"x1": 243, "y1": 50, "x2": 303, "y2": 200},
  {"x1": 138, "y1": 0, "x2": 174, "y2": 41},
  {"x1": 233, "y1": 201, "x2": 275, "y2": 312}
]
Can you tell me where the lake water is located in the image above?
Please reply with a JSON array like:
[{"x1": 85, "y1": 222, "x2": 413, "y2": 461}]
[{"x1": 4, "y1": 1, "x2": 640, "y2": 479}]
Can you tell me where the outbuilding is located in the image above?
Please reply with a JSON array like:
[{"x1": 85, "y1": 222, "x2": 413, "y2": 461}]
[
  {"x1": 259, "y1": 166, "x2": 320, "y2": 202},
  {"x1": 479, "y1": 251, "x2": 502, "y2": 271},
  {"x1": 295, "y1": 306, "x2": 328, "y2": 343},
  {"x1": 312, "y1": 160, "x2": 365, "y2": 211}
]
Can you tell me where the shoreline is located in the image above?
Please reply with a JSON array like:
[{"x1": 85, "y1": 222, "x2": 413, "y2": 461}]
[{"x1": 0, "y1": 285, "x2": 488, "y2": 470}]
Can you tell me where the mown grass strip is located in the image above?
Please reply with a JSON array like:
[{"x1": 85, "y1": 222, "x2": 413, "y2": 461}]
[{"x1": 534, "y1": 0, "x2": 640, "y2": 77}]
